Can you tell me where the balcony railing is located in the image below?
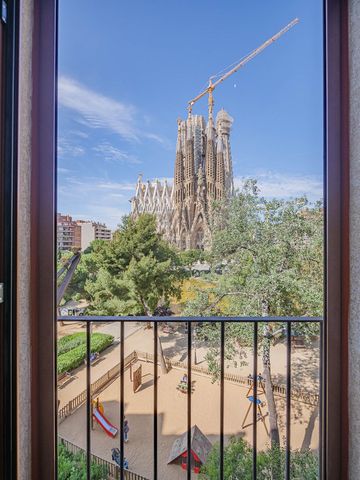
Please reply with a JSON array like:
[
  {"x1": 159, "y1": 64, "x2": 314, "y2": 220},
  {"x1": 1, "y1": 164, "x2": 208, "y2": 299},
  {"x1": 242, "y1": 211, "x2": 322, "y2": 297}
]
[{"x1": 57, "y1": 315, "x2": 323, "y2": 480}]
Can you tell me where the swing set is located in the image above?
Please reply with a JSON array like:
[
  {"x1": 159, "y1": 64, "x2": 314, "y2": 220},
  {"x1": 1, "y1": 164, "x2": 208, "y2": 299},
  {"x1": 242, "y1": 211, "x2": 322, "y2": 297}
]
[{"x1": 241, "y1": 374, "x2": 269, "y2": 436}]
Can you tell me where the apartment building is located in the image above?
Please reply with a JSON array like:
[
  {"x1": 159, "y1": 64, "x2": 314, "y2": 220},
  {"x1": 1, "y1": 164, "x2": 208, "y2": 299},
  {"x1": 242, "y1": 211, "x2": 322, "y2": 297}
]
[
  {"x1": 57, "y1": 214, "x2": 112, "y2": 252},
  {"x1": 77, "y1": 220, "x2": 112, "y2": 251},
  {"x1": 56, "y1": 214, "x2": 81, "y2": 252}
]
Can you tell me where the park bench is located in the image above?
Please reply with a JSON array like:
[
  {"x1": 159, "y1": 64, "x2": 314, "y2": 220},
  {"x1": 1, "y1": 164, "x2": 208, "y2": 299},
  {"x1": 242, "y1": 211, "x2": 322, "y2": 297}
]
[{"x1": 57, "y1": 371, "x2": 73, "y2": 389}]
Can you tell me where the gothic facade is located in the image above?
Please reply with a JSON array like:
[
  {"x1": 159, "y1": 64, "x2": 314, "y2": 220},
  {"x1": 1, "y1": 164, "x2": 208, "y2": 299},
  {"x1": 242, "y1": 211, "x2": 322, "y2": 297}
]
[{"x1": 130, "y1": 109, "x2": 234, "y2": 250}]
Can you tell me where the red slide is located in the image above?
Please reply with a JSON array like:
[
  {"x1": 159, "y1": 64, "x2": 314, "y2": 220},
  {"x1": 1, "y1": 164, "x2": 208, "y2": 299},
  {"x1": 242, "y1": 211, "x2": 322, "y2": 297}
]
[{"x1": 93, "y1": 407, "x2": 118, "y2": 438}]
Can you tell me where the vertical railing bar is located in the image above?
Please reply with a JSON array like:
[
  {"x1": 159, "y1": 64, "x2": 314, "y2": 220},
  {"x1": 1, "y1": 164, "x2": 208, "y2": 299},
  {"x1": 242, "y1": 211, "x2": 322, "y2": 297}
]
[
  {"x1": 252, "y1": 322, "x2": 258, "y2": 480},
  {"x1": 285, "y1": 321, "x2": 292, "y2": 480},
  {"x1": 319, "y1": 320, "x2": 324, "y2": 480},
  {"x1": 86, "y1": 322, "x2": 91, "y2": 480},
  {"x1": 153, "y1": 322, "x2": 158, "y2": 480},
  {"x1": 187, "y1": 321, "x2": 192, "y2": 480},
  {"x1": 220, "y1": 322, "x2": 225, "y2": 479},
  {"x1": 120, "y1": 322, "x2": 125, "y2": 480}
]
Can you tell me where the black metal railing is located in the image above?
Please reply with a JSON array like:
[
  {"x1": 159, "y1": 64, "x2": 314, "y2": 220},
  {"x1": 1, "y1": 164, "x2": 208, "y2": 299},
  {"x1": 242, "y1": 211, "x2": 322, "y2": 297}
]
[{"x1": 57, "y1": 315, "x2": 323, "y2": 480}]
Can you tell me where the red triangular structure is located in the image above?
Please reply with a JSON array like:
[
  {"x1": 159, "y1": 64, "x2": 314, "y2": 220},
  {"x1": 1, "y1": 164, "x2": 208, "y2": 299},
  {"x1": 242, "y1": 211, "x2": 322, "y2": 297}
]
[{"x1": 168, "y1": 425, "x2": 212, "y2": 473}]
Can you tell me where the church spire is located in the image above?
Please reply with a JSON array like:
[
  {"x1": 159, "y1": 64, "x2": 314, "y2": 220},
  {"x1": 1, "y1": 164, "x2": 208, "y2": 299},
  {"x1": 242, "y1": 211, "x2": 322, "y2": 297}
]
[
  {"x1": 184, "y1": 119, "x2": 195, "y2": 198},
  {"x1": 174, "y1": 120, "x2": 184, "y2": 206},
  {"x1": 205, "y1": 117, "x2": 216, "y2": 199},
  {"x1": 216, "y1": 138, "x2": 225, "y2": 200}
]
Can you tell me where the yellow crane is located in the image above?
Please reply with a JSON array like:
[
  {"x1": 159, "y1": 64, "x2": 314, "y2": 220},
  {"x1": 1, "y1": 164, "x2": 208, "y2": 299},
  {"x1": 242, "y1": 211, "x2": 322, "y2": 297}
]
[{"x1": 187, "y1": 18, "x2": 299, "y2": 119}]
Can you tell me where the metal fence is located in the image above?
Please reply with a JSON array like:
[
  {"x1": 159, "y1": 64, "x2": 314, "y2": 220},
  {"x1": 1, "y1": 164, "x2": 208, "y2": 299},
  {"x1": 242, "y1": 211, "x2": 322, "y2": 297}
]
[{"x1": 57, "y1": 315, "x2": 323, "y2": 480}]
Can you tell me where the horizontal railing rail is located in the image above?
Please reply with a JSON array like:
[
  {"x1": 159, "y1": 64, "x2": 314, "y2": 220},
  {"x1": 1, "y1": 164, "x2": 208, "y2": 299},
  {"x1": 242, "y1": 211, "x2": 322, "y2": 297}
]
[
  {"x1": 57, "y1": 315, "x2": 323, "y2": 480},
  {"x1": 58, "y1": 315, "x2": 322, "y2": 323}
]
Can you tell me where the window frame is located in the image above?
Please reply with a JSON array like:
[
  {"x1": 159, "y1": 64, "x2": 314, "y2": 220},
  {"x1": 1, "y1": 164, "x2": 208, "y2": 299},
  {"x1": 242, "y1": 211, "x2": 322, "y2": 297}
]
[
  {"x1": 0, "y1": 1, "x2": 19, "y2": 478},
  {"x1": 23, "y1": 0, "x2": 350, "y2": 477}
]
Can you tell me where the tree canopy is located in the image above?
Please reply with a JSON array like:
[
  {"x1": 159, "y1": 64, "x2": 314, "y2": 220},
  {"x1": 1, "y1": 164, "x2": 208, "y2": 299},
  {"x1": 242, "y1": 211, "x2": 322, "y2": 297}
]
[
  {"x1": 184, "y1": 181, "x2": 323, "y2": 446},
  {"x1": 67, "y1": 214, "x2": 186, "y2": 316}
]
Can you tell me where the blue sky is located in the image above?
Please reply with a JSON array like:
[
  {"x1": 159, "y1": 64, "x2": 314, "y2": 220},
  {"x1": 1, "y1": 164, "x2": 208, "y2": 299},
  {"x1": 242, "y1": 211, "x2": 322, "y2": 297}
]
[{"x1": 58, "y1": 0, "x2": 323, "y2": 229}]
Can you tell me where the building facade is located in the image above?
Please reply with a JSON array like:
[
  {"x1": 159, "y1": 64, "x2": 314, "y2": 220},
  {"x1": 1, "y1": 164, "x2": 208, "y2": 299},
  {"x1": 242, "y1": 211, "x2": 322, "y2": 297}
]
[
  {"x1": 77, "y1": 220, "x2": 112, "y2": 251},
  {"x1": 131, "y1": 109, "x2": 234, "y2": 249},
  {"x1": 57, "y1": 215, "x2": 112, "y2": 252},
  {"x1": 57, "y1": 214, "x2": 81, "y2": 252}
]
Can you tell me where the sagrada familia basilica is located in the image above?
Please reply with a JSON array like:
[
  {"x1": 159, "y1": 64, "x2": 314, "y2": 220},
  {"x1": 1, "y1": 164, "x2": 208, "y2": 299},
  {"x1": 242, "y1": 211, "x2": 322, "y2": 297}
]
[{"x1": 130, "y1": 109, "x2": 234, "y2": 250}]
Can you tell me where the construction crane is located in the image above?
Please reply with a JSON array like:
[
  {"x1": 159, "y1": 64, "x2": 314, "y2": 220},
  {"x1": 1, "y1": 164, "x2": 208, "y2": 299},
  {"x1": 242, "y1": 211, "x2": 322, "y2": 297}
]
[{"x1": 187, "y1": 18, "x2": 299, "y2": 119}]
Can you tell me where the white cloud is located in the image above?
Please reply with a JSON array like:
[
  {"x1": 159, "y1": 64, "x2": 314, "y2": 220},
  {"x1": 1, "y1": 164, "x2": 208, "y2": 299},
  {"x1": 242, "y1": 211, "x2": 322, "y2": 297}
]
[
  {"x1": 58, "y1": 76, "x2": 138, "y2": 141},
  {"x1": 58, "y1": 76, "x2": 168, "y2": 146},
  {"x1": 70, "y1": 130, "x2": 89, "y2": 139},
  {"x1": 58, "y1": 137, "x2": 85, "y2": 158},
  {"x1": 234, "y1": 171, "x2": 323, "y2": 201},
  {"x1": 96, "y1": 181, "x2": 135, "y2": 191},
  {"x1": 58, "y1": 176, "x2": 136, "y2": 228},
  {"x1": 93, "y1": 142, "x2": 141, "y2": 164}
]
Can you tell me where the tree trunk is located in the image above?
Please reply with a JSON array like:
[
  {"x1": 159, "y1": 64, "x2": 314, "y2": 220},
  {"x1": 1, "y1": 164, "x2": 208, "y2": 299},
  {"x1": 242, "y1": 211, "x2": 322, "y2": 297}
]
[
  {"x1": 157, "y1": 334, "x2": 168, "y2": 374},
  {"x1": 262, "y1": 338, "x2": 280, "y2": 446},
  {"x1": 262, "y1": 300, "x2": 280, "y2": 447},
  {"x1": 142, "y1": 299, "x2": 168, "y2": 374}
]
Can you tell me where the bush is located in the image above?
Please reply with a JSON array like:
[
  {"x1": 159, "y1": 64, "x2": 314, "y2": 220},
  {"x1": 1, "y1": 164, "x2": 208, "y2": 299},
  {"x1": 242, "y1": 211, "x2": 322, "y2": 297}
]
[
  {"x1": 200, "y1": 437, "x2": 319, "y2": 480},
  {"x1": 58, "y1": 443, "x2": 108, "y2": 480},
  {"x1": 57, "y1": 333, "x2": 113, "y2": 374}
]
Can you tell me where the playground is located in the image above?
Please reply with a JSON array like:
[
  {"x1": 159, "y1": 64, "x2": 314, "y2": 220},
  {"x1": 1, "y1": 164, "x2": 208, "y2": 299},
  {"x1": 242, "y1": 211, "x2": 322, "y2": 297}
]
[{"x1": 58, "y1": 355, "x2": 320, "y2": 479}]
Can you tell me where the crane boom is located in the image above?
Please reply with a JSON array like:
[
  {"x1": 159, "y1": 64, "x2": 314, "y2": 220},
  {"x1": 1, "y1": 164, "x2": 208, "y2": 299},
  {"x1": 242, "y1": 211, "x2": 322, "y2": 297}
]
[{"x1": 188, "y1": 18, "x2": 299, "y2": 117}]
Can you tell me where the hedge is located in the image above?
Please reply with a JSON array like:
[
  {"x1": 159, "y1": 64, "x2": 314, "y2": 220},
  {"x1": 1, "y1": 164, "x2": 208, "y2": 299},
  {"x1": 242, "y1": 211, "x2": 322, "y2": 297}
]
[
  {"x1": 58, "y1": 333, "x2": 87, "y2": 356},
  {"x1": 57, "y1": 333, "x2": 114, "y2": 374}
]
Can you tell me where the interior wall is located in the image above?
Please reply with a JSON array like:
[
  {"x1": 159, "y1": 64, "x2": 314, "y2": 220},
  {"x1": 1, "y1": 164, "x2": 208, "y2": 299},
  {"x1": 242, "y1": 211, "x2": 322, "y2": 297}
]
[{"x1": 349, "y1": 0, "x2": 360, "y2": 478}]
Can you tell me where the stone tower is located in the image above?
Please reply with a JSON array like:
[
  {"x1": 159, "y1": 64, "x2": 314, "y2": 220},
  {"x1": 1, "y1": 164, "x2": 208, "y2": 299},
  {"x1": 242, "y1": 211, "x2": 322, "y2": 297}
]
[{"x1": 131, "y1": 109, "x2": 234, "y2": 250}]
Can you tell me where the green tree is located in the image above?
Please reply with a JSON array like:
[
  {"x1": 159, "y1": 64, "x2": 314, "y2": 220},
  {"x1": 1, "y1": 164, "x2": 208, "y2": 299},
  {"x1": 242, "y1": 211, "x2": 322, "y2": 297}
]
[
  {"x1": 178, "y1": 248, "x2": 208, "y2": 267},
  {"x1": 61, "y1": 240, "x2": 108, "y2": 303},
  {"x1": 185, "y1": 181, "x2": 323, "y2": 447},
  {"x1": 81, "y1": 214, "x2": 186, "y2": 373},
  {"x1": 85, "y1": 214, "x2": 185, "y2": 316}
]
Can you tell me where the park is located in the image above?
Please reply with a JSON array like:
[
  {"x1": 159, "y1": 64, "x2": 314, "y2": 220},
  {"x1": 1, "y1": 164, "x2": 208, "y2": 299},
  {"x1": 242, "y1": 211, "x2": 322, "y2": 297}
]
[{"x1": 57, "y1": 320, "x2": 320, "y2": 479}]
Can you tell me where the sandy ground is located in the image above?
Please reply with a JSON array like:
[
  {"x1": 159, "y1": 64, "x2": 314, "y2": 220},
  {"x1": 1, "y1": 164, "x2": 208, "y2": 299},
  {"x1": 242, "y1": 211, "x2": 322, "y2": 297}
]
[
  {"x1": 58, "y1": 323, "x2": 320, "y2": 408},
  {"x1": 59, "y1": 360, "x2": 319, "y2": 480}
]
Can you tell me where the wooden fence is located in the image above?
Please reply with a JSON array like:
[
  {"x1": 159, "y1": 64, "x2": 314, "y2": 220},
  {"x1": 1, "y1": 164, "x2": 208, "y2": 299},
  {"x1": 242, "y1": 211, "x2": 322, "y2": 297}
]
[
  {"x1": 59, "y1": 348, "x2": 318, "y2": 422},
  {"x1": 136, "y1": 350, "x2": 319, "y2": 407},
  {"x1": 58, "y1": 436, "x2": 148, "y2": 480},
  {"x1": 58, "y1": 351, "x2": 137, "y2": 421}
]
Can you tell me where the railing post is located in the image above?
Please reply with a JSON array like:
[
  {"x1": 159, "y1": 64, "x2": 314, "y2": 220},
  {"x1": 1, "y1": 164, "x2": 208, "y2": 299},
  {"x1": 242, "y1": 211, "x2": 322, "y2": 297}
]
[
  {"x1": 120, "y1": 322, "x2": 125, "y2": 480},
  {"x1": 153, "y1": 322, "x2": 158, "y2": 479},
  {"x1": 220, "y1": 322, "x2": 225, "y2": 479},
  {"x1": 285, "y1": 322, "x2": 292, "y2": 480},
  {"x1": 86, "y1": 322, "x2": 91, "y2": 480},
  {"x1": 252, "y1": 322, "x2": 258, "y2": 480},
  {"x1": 187, "y1": 321, "x2": 192, "y2": 480}
]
